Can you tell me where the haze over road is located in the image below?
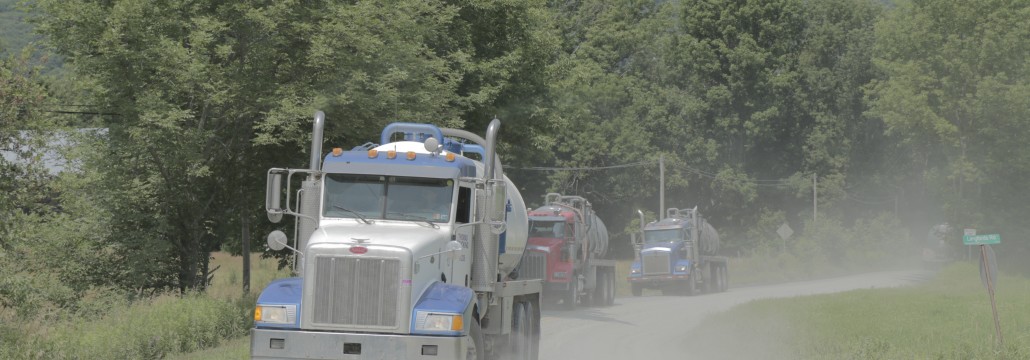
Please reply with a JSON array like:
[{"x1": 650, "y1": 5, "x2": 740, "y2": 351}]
[{"x1": 539, "y1": 270, "x2": 933, "y2": 360}]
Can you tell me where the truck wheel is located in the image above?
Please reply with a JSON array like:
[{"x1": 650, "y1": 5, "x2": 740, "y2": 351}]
[
  {"x1": 706, "y1": 265, "x2": 717, "y2": 293},
  {"x1": 593, "y1": 271, "x2": 608, "y2": 307},
  {"x1": 508, "y1": 302, "x2": 533, "y2": 360},
  {"x1": 684, "y1": 276, "x2": 696, "y2": 296},
  {"x1": 720, "y1": 265, "x2": 729, "y2": 292},
  {"x1": 631, "y1": 283, "x2": 642, "y2": 297},
  {"x1": 601, "y1": 269, "x2": 609, "y2": 304},
  {"x1": 562, "y1": 282, "x2": 578, "y2": 310},
  {"x1": 468, "y1": 318, "x2": 485, "y2": 360}
]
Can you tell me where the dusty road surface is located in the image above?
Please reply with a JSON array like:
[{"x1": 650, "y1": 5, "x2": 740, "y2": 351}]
[{"x1": 538, "y1": 270, "x2": 933, "y2": 360}]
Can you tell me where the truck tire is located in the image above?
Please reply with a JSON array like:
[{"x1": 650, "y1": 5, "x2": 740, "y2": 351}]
[
  {"x1": 631, "y1": 283, "x2": 642, "y2": 297},
  {"x1": 720, "y1": 265, "x2": 729, "y2": 292},
  {"x1": 593, "y1": 271, "x2": 608, "y2": 307},
  {"x1": 469, "y1": 318, "x2": 485, "y2": 360},
  {"x1": 562, "y1": 282, "x2": 578, "y2": 310},
  {"x1": 684, "y1": 275, "x2": 696, "y2": 296},
  {"x1": 601, "y1": 269, "x2": 609, "y2": 304},
  {"x1": 508, "y1": 302, "x2": 534, "y2": 360}
]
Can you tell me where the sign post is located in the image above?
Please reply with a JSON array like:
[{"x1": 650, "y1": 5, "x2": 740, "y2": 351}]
[
  {"x1": 964, "y1": 234, "x2": 1003, "y2": 347},
  {"x1": 777, "y1": 223, "x2": 793, "y2": 254}
]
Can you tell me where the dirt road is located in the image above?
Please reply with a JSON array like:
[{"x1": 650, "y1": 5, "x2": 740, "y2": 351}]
[{"x1": 538, "y1": 270, "x2": 933, "y2": 360}]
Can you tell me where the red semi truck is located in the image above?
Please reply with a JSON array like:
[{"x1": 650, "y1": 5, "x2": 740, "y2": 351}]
[{"x1": 520, "y1": 193, "x2": 616, "y2": 309}]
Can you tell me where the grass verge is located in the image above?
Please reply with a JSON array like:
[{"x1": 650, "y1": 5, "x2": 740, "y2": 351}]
[
  {"x1": 0, "y1": 252, "x2": 288, "y2": 360},
  {"x1": 684, "y1": 262, "x2": 1030, "y2": 359}
]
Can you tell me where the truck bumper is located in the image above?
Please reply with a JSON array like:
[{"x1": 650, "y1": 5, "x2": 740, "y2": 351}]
[
  {"x1": 628, "y1": 274, "x2": 689, "y2": 285},
  {"x1": 251, "y1": 328, "x2": 469, "y2": 359}
]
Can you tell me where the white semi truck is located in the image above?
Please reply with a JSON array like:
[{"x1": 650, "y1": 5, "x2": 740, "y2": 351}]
[{"x1": 252, "y1": 112, "x2": 541, "y2": 359}]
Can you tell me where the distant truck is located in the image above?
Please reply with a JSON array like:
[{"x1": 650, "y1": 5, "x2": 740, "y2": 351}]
[
  {"x1": 922, "y1": 222, "x2": 953, "y2": 268},
  {"x1": 252, "y1": 112, "x2": 541, "y2": 359},
  {"x1": 522, "y1": 193, "x2": 615, "y2": 309},
  {"x1": 628, "y1": 207, "x2": 728, "y2": 296}
]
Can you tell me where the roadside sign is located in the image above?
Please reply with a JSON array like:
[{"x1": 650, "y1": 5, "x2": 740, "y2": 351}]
[
  {"x1": 777, "y1": 223, "x2": 793, "y2": 240},
  {"x1": 975, "y1": 243, "x2": 1004, "y2": 347},
  {"x1": 964, "y1": 234, "x2": 1000, "y2": 245},
  {"x1": 980, "y1": 245, "x2": 998, "y2": 290}
]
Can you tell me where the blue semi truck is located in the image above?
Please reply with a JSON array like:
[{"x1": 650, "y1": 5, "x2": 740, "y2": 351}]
[{"x1": 627, "y1": 207, "x2": 728, "y2": 296}]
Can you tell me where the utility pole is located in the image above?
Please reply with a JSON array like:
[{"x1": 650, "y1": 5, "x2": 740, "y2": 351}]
[
  {"x1": 659, "y1": 153, "x2": 665, "y2": 220},
  {"x1": 242, "y1": 214, "x2": 250, "y2": 294},
  {"x1": 812, "y1": 173, "x2": 818, "y2": 222}
]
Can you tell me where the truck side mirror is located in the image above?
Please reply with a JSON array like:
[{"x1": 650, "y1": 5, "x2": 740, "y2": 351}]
[
  {"x1": 267, "y1": 230, "x2": 288, "y2": 251},
  {"x1": 266, "y1": 172, "x2": 284, "y2": 223}
]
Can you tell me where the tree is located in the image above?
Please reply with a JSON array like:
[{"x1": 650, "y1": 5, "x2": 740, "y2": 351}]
[
  {"x1": 866, "y1": 0, "x2": 1030, "y2": 239},
  {"x1": 33, "y1": 0, "x2": 559, "y2": 292}
]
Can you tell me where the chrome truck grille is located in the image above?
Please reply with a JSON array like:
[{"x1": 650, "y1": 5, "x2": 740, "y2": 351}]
[
  {"x1": 642, "y1": 251, "x2": 670, "y2": 275},
  {"x1": 520, "y1": 251, "x2": 547, "y2": 280},
  {"x1": 312, "y1": 256, "x2": 400, "y2": 327}
]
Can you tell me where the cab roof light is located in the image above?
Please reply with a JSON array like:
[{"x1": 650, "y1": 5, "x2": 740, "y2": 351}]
[
  {"x1": 445, "y1": 152, "x2": 455, "y2": 162},
  {"x1": 387, "y1": 150, "x2": 397, "y2": 159},
  {"x1": 406, "y1": 151, "x2": 416, "y2": 161},
  {"x1": 332, "y1": 147, "x2": 343, "y2": 157},
  {"x1": 368, "y1": 149, "x2": 379, "y2": 158}
]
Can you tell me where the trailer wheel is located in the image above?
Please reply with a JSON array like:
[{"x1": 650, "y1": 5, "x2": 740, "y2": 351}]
[
  {"x1": 631, "y1": 283, "x2": 642, "y2": 297},
  {"x1": 562, "y1": 281, "x2": 578, "y2": 310},
  {"x1": 508, "y1": 302, "x2": 533, "y2": 360},
  {"x1": 720, "y1": 265, "x2": 729, "y2": 292},
  {"x1": 468, "y1": 318, "x2": 485, "y2": 360},
  {"x1": 706, "y1": 264, "x2": 717, "y2": 293},
  {"x1": 593, "y1": 271, "x2": 608, "y2": 307},
  {"x1": 601, "y1": 269, "x2": 609, "y2": 304}
]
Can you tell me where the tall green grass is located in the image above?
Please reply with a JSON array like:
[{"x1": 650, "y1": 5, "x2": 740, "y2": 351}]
[
  {"x1": 0, "y1": 253, "x2": 289, "y2": 360},
  {"x1": 685, "y1": 262, "x2": 1030, "y2": 359}
]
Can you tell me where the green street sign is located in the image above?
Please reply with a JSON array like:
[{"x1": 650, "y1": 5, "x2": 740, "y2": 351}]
[{"x1": 964, "y1": 234, "x2": 1001, "y2": 245}]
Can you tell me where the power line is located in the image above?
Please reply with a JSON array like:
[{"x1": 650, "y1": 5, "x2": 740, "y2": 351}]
[{"x1": 506, "y1": 160, "x2": 654, "y2": 171}]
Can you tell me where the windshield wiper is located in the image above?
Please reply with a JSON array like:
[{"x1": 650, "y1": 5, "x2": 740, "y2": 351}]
[
  {"x1": 333, "y1": 206, "x2": 373, "y2": 224},
  {"x1": 387, "y1": 212, "x2": 438, "y2": 228}
]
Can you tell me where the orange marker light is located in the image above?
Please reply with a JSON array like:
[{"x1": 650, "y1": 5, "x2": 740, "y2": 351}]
[
  {"x1": 387, "y1": 150, "x2": 397, "y2": 159},
  {"x1": 445, "y1": 153, "x2": 455, "y2": 162},
  {"x1": 332, "y1": 148, "x2": 343, "y2": 157},
  {"x1": 406, "y1": 151, "x2": 416, "y2": 160},
  {"x1": 254, "y1": 307, "x2": 262, "y2": 321},
  {"x1": 368, "y1": 149, "x2": 379, "y2": 158},
  {"x1": 451, "y1": 315, "x2": 463, "y2": 331}
]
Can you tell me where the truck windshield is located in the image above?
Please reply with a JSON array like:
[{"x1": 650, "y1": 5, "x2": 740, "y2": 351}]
[
  {"x1": 644, "y1": 229, "x2": 684, "y2": 243},
  {"x1": 323, "y1": 174, "x2": 454, "y2": 223},
  {"x1": 529, "y1": 220, "x2": 566, "y2": 238}
]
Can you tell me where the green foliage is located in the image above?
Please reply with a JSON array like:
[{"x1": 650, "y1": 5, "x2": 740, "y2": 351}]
[
  {"x1": 0, "y1": 294, "x2": 252, "y2": 360},
  {"x1": 866, "y1": 0, "x2": 1030, "y2": 240},
  {"x1": 536, "y1": 0, "x2": 889, "y2": 255},
  {"x1": 30, "y1": 0, "x2": 557, "y2": 291}
]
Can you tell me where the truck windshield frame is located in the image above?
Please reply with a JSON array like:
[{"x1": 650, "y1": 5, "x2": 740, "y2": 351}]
[
  {"x1": 644, "y1": 228, "x2": 686, "y2": 244},
  {"x1": 322, "y1": 173, "x2": 455, "y2": 223}
]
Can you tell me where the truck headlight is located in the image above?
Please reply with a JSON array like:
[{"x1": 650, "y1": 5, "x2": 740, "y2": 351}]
[
  {"x1": 630, "y1": 268, "x2": 641, "y2": 275},
  {"x1": 255, "y1": 304, "x2": 296, "y2": 324},
  {"x1": 676, "y1": 265, "x2": 689, "y2": 273},
  {"x1": 415, "y1": 312, "x2": 463, "y2": 332}
]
